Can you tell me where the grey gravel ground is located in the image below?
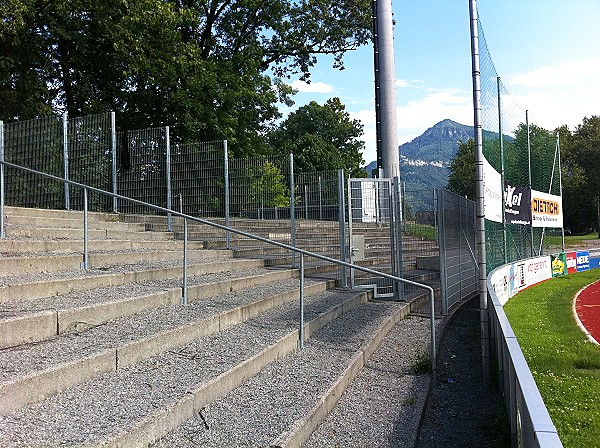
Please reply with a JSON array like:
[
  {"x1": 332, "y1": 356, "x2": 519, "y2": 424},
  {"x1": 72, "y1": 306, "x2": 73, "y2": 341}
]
[
  {"x1": 416, "y1": 298, "x2": 509, "y2": 448},
  {"x1": 304, "y1": 315, "x2": 437, "y2": 448},
  {"x1": 0, "y1": 276, "x2": 320, "y2": 383},
  {"x1": 0, "y1": 288, "x2": 360, "y2": 446},
  {"x1": 151, "y1": 301, "x2": 418, "y2": 448}
]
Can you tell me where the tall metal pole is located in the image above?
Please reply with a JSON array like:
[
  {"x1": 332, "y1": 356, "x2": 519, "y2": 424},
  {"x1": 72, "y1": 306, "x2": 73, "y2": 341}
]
[
  {"x1": 469, "y1": 0, "x2": 490, "y2": 384},
  {"x1": 497, "y1": 76, "x2": 507, "y2": 264},
  {"x1": 526, "y1": 111, "x2": 534, "y2": 256},
  {"x1": 557, "y1": 134, "x2": 565, "y2": 251},
  {"x1": 373, "y1": 0, "x2": 399, "y2": 179}
]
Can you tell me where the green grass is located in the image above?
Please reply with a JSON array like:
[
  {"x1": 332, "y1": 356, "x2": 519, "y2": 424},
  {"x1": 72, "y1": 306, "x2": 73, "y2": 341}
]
[
  {"x1": 544, "y1": 232, "x2": 598, "y2": 249},
  {"x1": 403, "y1": 221, "x2": 438, "y2": 240},
  {"x1": 503, "y1": 270, "x2": 600, "y2": 447}
]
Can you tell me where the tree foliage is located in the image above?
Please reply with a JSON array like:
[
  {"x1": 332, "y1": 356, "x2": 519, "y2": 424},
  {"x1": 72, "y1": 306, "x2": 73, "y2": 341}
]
[
  {"x1": 269, "y1": 98, "x2": 367, "y2": 176},
  {"x1": 447, "y1": 139, "x2": 476, "y2": 200},
  {"x1": 0, "y1": 0, "x2": 372, "y2": 156},
  {"x1": 560, "y1": 116, "x2": 600, "y2": 235}
]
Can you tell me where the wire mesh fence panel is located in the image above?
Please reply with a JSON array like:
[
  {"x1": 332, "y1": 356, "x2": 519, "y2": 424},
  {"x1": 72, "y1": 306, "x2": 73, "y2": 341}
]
[
  {"x1": 229, "y1": 155, "x2": 291, "y2": 220},
  {"x1": 171, "y1": 141, "x2": 225, "y2": 218},
  {"x1": 3, "y1": 116, "x2": 65, "y2": 209},
  {"x1": 67, "y1": 113, "x2": 114, "y2": 212},
  {"x1": 438, "y1": 189, "x2": 477, "y2": 314},
  {"x1": 295, "y1": 171, "x2": 343, "y2": 270},
  {"x1": 117, "y1": 127, "x2": 168, "y2": 216}
]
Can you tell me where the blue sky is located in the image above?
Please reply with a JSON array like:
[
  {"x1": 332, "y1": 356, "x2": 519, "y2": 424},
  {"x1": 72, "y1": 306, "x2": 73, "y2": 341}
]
[{"x1": 282, "y1": 0, "x2": 600, "y2": 165}]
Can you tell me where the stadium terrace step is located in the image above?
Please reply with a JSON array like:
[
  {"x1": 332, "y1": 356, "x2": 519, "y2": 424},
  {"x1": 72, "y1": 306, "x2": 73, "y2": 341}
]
[{"x1": 0, "y1": 207, "x2": 440, "y2": 446}]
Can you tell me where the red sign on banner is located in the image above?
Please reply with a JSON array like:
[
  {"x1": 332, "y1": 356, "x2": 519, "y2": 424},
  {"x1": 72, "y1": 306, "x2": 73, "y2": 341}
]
[{"x1": 566, "y1": 251, "x2": 578, "y2": 274}]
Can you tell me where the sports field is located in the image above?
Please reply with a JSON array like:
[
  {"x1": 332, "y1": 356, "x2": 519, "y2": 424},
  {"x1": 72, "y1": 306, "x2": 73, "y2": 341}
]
[{"x1": 503, "y1": 270, "x2": 600, "y2": 447}]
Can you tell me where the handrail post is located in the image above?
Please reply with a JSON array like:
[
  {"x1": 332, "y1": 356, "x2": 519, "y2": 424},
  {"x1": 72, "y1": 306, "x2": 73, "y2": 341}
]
[
  {"x1": 298, "y1": 253, "x2": 305, "y2": 349},
  {"x1": 83, "y1": 187, "x2": 89, "y2": 270},
  {"x1": 182, "y1": 217, "x2": 188, "y2": 305}
]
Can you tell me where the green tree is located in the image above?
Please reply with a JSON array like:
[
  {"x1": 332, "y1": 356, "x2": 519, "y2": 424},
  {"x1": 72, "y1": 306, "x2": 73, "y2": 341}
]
[
  {"x1": 269, "y1": 98, "x2": 367, "y2": 176},
  {"x1": 1, "y1": 0, "x2": 372, "y2": 156},
  {"x1": 250, "y1": 161, "x2": 290, "y2": 207},
  {"x1": 447, "y1": 139, "x2": 476, "y2": 199},
  {"x1": 566, "y1": 116, "x2": 600, "y2": 236}
]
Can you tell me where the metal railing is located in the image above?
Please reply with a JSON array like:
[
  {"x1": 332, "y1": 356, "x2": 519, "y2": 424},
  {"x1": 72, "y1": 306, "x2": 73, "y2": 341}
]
[
  {"x1": 487, "y1": 265, "x2": 563, "y2": 447},
  {"x1": 0, "y1": 160, "x2": 438, "y2": 385}
]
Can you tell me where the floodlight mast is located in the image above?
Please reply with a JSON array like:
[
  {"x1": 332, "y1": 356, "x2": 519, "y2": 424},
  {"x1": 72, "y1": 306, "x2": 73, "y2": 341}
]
[{"x1": 373, "y1": 0, "x2": 399, "y2": 179}]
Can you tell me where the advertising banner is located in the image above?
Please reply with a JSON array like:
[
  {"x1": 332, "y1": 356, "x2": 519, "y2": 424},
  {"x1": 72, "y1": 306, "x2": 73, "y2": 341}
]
[
  {"x1": 531, "y1": 190, "x2": 563, "y2": 228},
  {"x1": 576, "y1": 251, "x2": 590, "y2": 271},
  {"x1": 504, "y1": 183, "x2": 531, "y2": 225},
  {"x1": 525, "y1": 256, "x2": 552, "y2": 286},
  {"x1": 483, "y1": 157, "x2": 503, "y2": 223},
  {"x1": 491, "y1": 265, "x2": 510, "y2": 305},
  {"x1": 509, "y1": 261, "x2": 527, "y2": 297},
  {"x1": 551, "y1": 253, "x2": 567, "y2": 277},
  {"x1": 566, "y1": 251, "x2": 577, "y2": 274}
]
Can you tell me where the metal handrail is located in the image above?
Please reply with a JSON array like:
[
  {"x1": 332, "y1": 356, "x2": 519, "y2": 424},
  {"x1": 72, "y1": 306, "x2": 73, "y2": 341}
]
[{"x1": 0, "y1": 160, "x2": 437, "y2": 385}]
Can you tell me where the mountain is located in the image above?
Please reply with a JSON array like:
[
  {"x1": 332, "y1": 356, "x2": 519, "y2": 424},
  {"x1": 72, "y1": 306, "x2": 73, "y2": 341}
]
[{"x1": 366, "y1": 118, "x2": 473, "y2": 184}]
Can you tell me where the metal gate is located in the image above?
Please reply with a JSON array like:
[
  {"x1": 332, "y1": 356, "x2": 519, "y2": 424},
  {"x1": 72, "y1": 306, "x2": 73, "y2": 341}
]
[{"x1": 347, "y1": 178, "x2": 397, "y2": 298}]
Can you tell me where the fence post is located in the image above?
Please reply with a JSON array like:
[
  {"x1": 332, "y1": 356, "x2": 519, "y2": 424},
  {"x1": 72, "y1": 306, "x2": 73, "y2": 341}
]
[
  {"x1": 393, "y1": 176, "x2": 404, "y2": 300},
  {"x1": 165, "y1": 126, "x2": 172, "y2": 232},
  {"x1": 438, "y1": 190, "x2": 448, "y2": 314},
  {"x1": 111, "y1": 112, "x2": 118, "y2": 213},
  {"x1": 224, "y1": 140, "x2": 231, "y2": 249},
  {"x1": 318, "y1": 176, "x2": 322, "y2": 221},
  {"x1": 63, "y1": 112, "x2": 70, "y2": 210},
  {"x1": 338, "y1": 170, "x2": 347, "y2": 287},
  {"x1": 82, "y1": 187, "x2": 89, "y2": 270},
  {"x1": 290, "y1": 153, "x2": 297, "y2": 268},
  {"x1": 0, "y1": 120, "x2": 5, "y2": 238},
  {"x1": 304, "y1": 184, "x2": 308, "y2": 219}
]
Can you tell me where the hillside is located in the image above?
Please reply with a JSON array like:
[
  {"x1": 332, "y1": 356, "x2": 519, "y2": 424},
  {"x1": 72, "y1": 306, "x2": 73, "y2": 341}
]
[{"x1": 365, "y1": 119, "x2": 473, "y2": 194}]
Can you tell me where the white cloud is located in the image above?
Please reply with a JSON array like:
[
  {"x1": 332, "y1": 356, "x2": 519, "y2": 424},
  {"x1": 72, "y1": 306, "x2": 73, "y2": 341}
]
[
  {"x1": 508, "y1": 58, "x2": 600, "y2": 89},
  {"x1": 395, "y1": 79, "x2": 412, "y2": 88},
  {"x1": 349, "y1": 88, "x2": 474, "y2": 165},
  {"x1": 290, "y1": 80, "x2": 334, "y2": 93}
]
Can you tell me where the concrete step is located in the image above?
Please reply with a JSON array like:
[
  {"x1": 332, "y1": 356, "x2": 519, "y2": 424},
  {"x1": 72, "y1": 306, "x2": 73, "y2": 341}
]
[
  {"x1": 0, "y1": 288, "x2": 386, "y2": 446},
  {"x1": 0, "y1": 276, "x2": 336, "y2": 416},
  {"x1": 0, "y1": 248, "x2": 229, "y2": 276},
  {"x1": 0, "y1": 238, "x2": 207, "y2": 255},
  {"x1": 0, "y1": 257, "x2": 266, "y2": 303},
  {"x1": 0, "y1": 264, "x2": 299, "y2": 349}
]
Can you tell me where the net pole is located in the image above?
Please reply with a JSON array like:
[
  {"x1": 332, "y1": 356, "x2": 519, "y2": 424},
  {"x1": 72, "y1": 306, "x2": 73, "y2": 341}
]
[
  {"x1": 469, "y1": 0, "x2": 490, "y2": 384},
  {"x1": 497, "y1": 77, "x2": 507, "y2": 263},
  {"x1": 527, "y1": 111, "x2": 533, "y2": 256}
]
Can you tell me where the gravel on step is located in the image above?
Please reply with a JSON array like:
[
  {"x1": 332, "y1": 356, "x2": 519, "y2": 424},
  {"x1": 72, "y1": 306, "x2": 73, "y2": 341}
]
[
  {"x1": 0, "y1": 255, "x2": 235, "y2": 287},
  {"x1": 0, "y1": 277, "x2": 320, "y2": 383},
  {"x1": 0, "y1": 267, "x2": 283, "y2": 317},
  {"x1": 304, "y1": 315, "x2": 440, "y2": 448},
  {"x1": 0, "y1": 289, "x2": 362, "y2": 447},
  {"x1": 151, "y1": 302, "x2": 424, "y2": 448}
]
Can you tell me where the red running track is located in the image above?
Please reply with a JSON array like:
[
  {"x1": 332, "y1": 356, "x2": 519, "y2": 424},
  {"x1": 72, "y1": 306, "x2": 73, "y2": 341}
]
[{"x1": 575, "y1": 280, "x2": 600, "y2": 345}]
